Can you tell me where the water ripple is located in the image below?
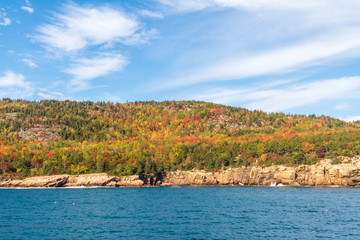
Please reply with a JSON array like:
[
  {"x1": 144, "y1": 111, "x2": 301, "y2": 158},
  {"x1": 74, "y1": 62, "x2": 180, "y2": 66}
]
[{"x1": 1, "y1": 187, "x2": 360, "y2": 239}]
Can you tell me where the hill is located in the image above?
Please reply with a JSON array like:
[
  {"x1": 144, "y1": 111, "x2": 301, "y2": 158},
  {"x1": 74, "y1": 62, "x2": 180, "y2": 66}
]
[{"x1": 0, "y1": 98, "x2": 359, "y2": 178}]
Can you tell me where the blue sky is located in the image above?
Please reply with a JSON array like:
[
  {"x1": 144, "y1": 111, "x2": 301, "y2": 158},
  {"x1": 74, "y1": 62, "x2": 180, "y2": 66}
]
[{"x1": 1, "y1": 0, "x2": 360, "y2": 121}]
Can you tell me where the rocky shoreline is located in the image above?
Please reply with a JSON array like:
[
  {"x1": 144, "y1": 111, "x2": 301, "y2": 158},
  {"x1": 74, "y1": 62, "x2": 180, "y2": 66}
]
[{"x1": 2, "y1": 157, "x2": 360, "y2": 188}]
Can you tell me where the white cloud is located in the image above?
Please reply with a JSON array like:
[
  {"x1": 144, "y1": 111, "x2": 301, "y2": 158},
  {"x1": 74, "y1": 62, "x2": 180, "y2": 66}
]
[
  {"x1": 121, "y1": 28, "x2": 159, "y2": 45},
  {"x1": 101, "y1": 93, "x2": 123, "y2": 103},
  {"x1": 33, "y1": 3, "x2": 155, "y2": 93},
  {"x1": 0, "y1": 17, "x2": 10, "y2": 26},
  {"x1": 161, "y1": 29, "x2": 360, "y2": 89},
  {"x1": 212, "y1": 0, "x2": 319, "y2": 9},
  {"x1": 23, "y1": 59, "x2": 38, "y2": 68},
  {"x1": 35, "y1": 4, "x2": 139, "y2": 52},
  {"x1": 151, "y1": 0, "x2": 360, "y2": 92},
  {"x1": 0, "y1": 88, "x2": 33, "y2": 99},
  {"x1": 157, "y1": 0, "x2": 213, "y2": 12},
  {"x1": 22, "y1": 0, "x2": 34, "y2": 13},
  {"x1": 0, "y1": 9, "x2": 11, "y2": 26},
  {"x1": 139, "y1": 9, "x2": 163, "y2": 19},
  {"x1": 65, "y1": 54, "x2": 127, "y2": 90},
  {"x1": 21, "y1": 6, "x2": 34, "y2": 13},
  {"x1": 157, "y1": 0, "x2": 356, "y2": 13},
  {"x1": 0, "y1": 72, "x2": 30, "y2": 88},
  {"x1": 37, "y1": 89, "x2": 64, "y2": 100},
  {"x1": 343, "y1": 115, "x2": 360, "y2": 122},
  {"x1": 189, "y1": 76, "x2": 360, "y2": 112},
  {"x1": 248, "y1": 77, "x2": 360, "y2": 112},
  {"x1": 0, "y1": 72, "x2": 34, "y2": 98}
]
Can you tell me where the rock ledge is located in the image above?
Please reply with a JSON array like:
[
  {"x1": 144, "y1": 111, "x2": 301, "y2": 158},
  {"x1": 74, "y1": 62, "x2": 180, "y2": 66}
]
[{"x1": 3, "y1": 157, "x2": 360, "y2": 187}]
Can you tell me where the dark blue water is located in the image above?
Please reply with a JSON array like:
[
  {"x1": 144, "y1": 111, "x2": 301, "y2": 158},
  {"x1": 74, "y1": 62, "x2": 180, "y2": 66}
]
[{"x1": 1, "y1": 187, "x2": 360, "y2": 239}]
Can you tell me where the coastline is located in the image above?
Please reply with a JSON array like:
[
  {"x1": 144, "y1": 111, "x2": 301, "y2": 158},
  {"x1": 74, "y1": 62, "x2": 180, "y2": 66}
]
[{"x1": 2, "y1": 157, "x2": 360, "y2": 188}]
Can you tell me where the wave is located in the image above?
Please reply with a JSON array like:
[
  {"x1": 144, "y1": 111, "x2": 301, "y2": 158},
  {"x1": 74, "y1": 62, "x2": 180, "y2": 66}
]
[{"x1": 270, "y1": 182, "x2": 285, "y2": 187}]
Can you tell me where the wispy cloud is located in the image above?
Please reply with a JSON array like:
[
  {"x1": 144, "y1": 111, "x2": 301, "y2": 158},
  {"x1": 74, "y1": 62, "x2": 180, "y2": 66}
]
[
  {"x1": 35, "y1": 3, "x2": 139, "y2": 52},
  {"x1": 139, "y1": 9, "x2": 163, "y2": 19},
  {"x1": 37, "y1": 88, "x2": 65, "y2": 100},
  {"x1": 23, "y1": 59, "x2": 38, "y2": 68},
  {"x1": 0, "y1": 8, "x2": 11, "y2": 26},
  {"x1": 101, "y1": 93, "x2": 123, "y2": 103},
  {"x1": 188, "y1": 76, "x2": 360, "y2": 112},
  {"x1": 157, "y1": 0, "x2": 213, "y2": 12},
  {"x1": 157, "y1": 0, "x2": 355, "y2": 13},
  {"x1": 65, "y1": 54, "x2": 127, "y2": 91},
  {"x1": 0, "y1": 72, "x2": 34, "y2": 98},
  {"x1": 21, "y1": 0, "x2": 34, "y2": 13},
  {"x1": 21, "y1": 6, "x2": 34, "y2": 14},
  {"x1": 165, "y1": 28, "x2": 360, "y2": 88},
  {"x1": 152, "y1": 0, "x2": 360, "y2": 90},
  {"x1": 121, "y1": 28, "x2": 159, "y2": 45}
]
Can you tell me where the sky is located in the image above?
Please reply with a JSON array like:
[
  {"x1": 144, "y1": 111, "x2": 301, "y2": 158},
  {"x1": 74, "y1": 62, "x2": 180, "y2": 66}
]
[{"x1": 1, "y1": 0, "x2": 360, "y2": 121}]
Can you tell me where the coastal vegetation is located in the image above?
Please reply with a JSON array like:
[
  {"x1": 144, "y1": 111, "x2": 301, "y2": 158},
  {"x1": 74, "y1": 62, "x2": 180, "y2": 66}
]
[{"x1": 0, "y1": 98, "x2": 359, "y2": 178}]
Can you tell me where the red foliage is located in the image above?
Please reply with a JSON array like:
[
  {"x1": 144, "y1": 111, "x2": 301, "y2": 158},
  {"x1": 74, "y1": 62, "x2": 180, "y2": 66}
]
[
  {"x1": 347, "y1": 142, "x2": 353, "y2": 149},
  {"x1": 183, "y1": 117, "x2": 190, "y2": 125},
  {"x1": 267, "y1": 153, "x2": 282, "y2": 161}
]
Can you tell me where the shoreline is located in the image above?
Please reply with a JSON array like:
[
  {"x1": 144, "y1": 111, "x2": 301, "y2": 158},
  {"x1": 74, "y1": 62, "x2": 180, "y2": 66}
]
[
  {"x1": 0, "y1": 185, "x2": 347, "y2": 189},
  {"x1": 2, "y1": 157, "x2": 360, "y2": 188}
]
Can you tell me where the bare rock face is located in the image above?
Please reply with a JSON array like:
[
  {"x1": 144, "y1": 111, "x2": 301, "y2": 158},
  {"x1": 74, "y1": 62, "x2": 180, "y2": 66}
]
[
  {"x1": 0, "y1": 173, "x2": 142, "y2": 188},
  {"x1": 162, "y1": 170, "x2": 218, "y2": 186},
  {"x1": 4, "y1": 157, "x2": 360, "y2": 187},
  {"x1": 18, "y1": 126, "x2": 61, "y2": 141},
  {"x1": 0, "y1": 175, "x2": 69, "y2": 188},
  {"x1": 110, "y1": 175, "x2": 144, "y2": 187},
  {"x1": 65, "y1": 173, "x2": 115, "y2": 187},
  {"x1": 161, "y1": 157, "x2": 360, "y2": 187}
]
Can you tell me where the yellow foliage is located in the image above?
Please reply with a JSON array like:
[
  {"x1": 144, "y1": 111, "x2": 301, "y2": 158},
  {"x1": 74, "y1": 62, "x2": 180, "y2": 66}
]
[
  {"x1": 257, "y1": 143, "x2": 265, "y2": 156},
  {"x1": 301, "y1": 142, "x2": 314, "y2": 154}
]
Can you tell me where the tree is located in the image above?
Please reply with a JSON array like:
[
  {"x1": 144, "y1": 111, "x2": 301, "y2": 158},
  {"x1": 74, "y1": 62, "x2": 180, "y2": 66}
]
[
  {"x1": 301, "y1": 142, "x2": 314, "y2": 154},
  {"x1": 0, "y1": 161, "x2": 9, "y2": 173},
  {"x1": 293, "y1": 152, "x2": 306, "y2": 164},
  {"x1": 315, "y1": 147, "x2": 326, "y2": 159}
]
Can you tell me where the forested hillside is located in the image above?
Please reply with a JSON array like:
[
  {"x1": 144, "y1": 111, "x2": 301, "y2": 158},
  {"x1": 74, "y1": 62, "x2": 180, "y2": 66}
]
[{"x1": 0, "y1": 98, "x2": 359, "y2": 178}]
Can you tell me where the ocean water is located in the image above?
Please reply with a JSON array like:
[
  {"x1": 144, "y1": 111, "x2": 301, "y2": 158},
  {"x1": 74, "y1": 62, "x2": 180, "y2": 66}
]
[{"x1": 1, "y1": 187, "x2": 360, "y2": 239}]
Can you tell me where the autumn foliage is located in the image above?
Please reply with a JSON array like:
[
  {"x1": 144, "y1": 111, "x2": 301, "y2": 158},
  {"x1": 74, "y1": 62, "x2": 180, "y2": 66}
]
[{"x1": 0, "y1": 98, "x2": 358, "y2": 177}]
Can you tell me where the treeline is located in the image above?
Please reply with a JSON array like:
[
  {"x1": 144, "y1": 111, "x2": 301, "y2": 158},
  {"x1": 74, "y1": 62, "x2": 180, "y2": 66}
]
[{"x1": 0, "y1": 99, "x2": 358, "y2": 178}]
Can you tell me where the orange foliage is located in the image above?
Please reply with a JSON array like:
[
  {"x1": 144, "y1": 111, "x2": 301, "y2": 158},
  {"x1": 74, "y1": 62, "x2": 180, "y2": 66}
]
[{"x1": 301, "y1": 142, "x2": 314, "y2": 154}]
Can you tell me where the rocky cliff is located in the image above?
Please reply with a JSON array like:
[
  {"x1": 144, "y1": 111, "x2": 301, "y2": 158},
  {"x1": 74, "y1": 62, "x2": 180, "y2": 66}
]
[
  {"x1": 2, "y1": 157, "x2": 360, "y2": 187},
  {"x1": 161, "y1": 157, "x2": 360, "y2": 187},
  {"x1": 0, "y1": 173, "x2": 144, "y2": 188}
]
